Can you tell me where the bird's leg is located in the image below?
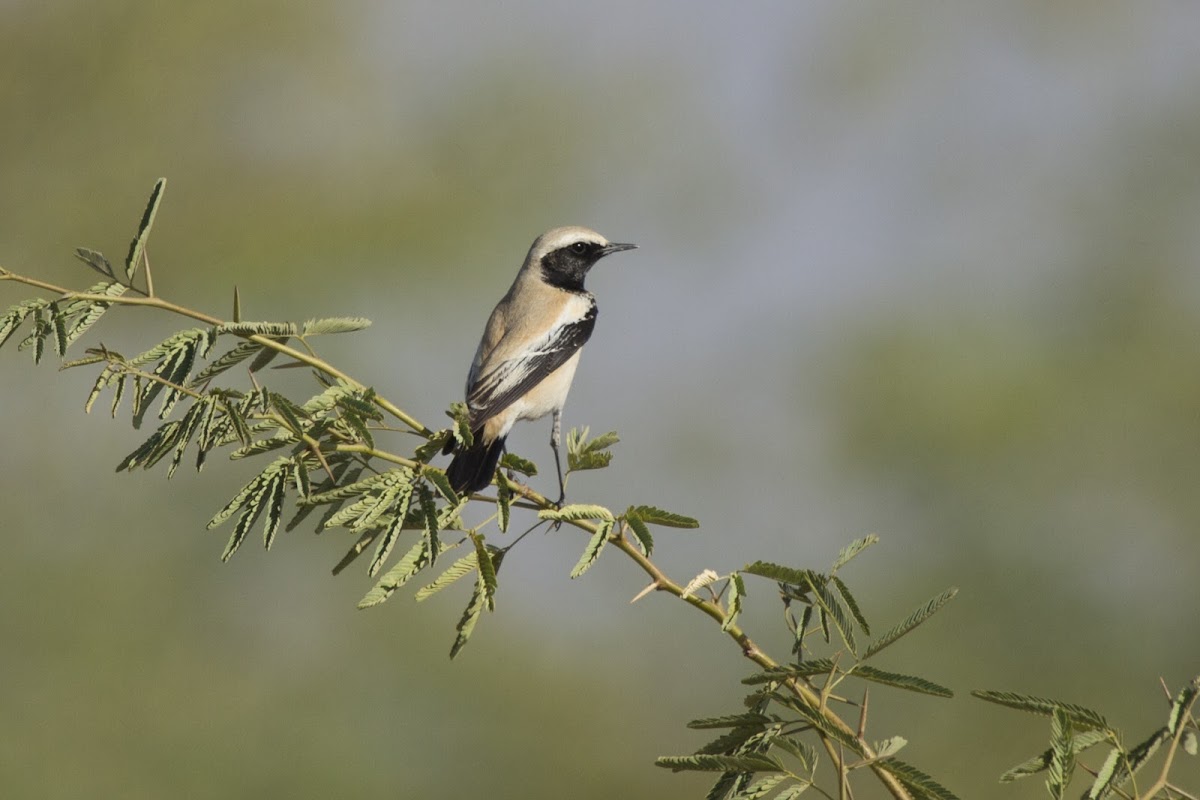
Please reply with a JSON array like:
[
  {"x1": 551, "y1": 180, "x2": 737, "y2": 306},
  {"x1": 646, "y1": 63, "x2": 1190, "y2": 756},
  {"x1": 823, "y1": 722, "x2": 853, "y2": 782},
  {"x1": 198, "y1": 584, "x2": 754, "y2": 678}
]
[{"x1": 550, "y1": 410, "x2": 566, "y2": 507}]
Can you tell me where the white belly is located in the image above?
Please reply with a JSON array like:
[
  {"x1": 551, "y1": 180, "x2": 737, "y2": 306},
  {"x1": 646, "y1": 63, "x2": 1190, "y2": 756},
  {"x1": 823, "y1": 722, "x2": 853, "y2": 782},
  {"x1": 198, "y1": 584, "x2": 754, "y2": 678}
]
[{"x1": 493, "y1": 350, "x2": 582, "y2": 437}]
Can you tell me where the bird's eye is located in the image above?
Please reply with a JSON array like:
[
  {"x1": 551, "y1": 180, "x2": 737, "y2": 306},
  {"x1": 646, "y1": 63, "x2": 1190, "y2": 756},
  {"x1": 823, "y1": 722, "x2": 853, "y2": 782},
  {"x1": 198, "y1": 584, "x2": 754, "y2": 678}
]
[{"x1": 571, "y1": 241, "x2": 589, "y2": 254}]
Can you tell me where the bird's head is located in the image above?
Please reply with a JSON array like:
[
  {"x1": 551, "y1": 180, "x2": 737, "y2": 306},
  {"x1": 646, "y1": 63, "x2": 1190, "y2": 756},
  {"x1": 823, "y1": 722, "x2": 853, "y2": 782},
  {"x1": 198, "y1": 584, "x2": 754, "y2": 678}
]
[{"x1": 529, "y1": 226, "x2": 637, "y2": 291}]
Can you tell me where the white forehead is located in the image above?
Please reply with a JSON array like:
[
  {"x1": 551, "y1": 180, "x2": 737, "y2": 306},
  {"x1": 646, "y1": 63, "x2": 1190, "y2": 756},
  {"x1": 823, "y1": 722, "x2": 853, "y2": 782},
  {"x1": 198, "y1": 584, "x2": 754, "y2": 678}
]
[{"x1": 528, "y1": 226, "x2": 610, "y2": 260}]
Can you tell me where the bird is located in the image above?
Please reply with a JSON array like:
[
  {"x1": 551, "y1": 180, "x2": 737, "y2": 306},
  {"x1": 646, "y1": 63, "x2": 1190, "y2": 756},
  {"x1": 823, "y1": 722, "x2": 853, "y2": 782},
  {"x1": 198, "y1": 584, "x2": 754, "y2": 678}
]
[{"x1": 444, "y1": 226, "x2": 636, "y2": 502}]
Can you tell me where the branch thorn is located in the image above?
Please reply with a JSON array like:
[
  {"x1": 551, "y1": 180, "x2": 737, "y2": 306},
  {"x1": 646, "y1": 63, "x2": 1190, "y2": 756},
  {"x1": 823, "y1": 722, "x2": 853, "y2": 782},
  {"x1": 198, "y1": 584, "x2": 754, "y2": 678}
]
[{"x1": 630, "y1": 581, "x2": 660, "y2": 604}]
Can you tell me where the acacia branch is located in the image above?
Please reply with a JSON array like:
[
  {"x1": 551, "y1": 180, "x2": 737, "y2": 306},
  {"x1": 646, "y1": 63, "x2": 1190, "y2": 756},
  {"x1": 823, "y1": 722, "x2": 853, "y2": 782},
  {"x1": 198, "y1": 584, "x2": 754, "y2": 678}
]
[
  {"x1": 498, "y1": 475, "x2": 912, "y2": 799},
  {"x1": 0, "y1": 268, "x2": 430, "y2": 435},
  {"x1": 0, "y1": 262, "x2": 913, "y2": 800}
]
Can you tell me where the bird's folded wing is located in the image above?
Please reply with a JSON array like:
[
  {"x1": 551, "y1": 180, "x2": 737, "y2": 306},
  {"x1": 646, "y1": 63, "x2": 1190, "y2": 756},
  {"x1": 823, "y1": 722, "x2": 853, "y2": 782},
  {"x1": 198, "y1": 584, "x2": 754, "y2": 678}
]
[{"x1": 466, "y1": 312, "x2": 596, "y2": 424}]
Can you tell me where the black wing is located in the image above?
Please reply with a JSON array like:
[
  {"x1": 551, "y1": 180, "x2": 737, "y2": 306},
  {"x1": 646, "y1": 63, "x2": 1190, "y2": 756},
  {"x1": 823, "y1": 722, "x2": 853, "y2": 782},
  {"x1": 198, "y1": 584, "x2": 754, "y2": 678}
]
[{"x1": 466, "y1": 305, "x2": 596, "y2": 425}]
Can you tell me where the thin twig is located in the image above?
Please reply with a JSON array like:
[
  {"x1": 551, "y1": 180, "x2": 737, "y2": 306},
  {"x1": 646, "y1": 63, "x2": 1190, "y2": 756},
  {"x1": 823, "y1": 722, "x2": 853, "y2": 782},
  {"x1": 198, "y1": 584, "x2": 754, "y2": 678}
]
[
  {"x1": 858, "y1": 688, "x2": 869, "y2": 740},
  {"x1": 1167, "y1": 783, "x2": 1200, "y2": 800},
  {"x1": 142, "y1": 246, "x2": 155, "y2": 298}
]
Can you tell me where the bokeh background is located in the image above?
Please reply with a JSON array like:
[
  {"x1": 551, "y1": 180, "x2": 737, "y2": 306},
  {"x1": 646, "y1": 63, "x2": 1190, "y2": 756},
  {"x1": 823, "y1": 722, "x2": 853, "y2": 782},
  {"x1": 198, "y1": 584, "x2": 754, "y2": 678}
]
[{"x1": 2, "y1": 2, "x2": 1198, "y2": 797}]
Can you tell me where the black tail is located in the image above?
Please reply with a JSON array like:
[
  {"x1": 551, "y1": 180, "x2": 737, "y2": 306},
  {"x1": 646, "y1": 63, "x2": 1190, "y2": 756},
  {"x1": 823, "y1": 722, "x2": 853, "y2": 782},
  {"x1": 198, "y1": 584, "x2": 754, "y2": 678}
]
[{"x1": 445, "y1": 433, "x2": 506, "y2": 495}]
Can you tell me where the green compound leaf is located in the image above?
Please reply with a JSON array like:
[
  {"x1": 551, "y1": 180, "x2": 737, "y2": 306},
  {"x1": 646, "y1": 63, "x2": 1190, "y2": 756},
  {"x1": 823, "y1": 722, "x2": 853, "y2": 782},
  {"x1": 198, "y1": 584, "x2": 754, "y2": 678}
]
[
  {"x1": 864, "y1": 587, "x2": 958, "y2": 659},
  {"x1": 417, "y1": 482, "x2": 440, "y2": 536},
  {"x1": 125, "y1": 178, "x2": 166, "y2": 282},
  {"x1": 495, "y1": 477, "x2": 512, "y2": 533},
  {"x1": 1168, "y1": 677, "x2": 1199, "y2": 735},
  {"x1": 86, "y1": 363, "x2": 122, "y2": 415},
  {"x1": 704, "y1": 771, "x2": 740, "y2": 800},
  {"x1": 623, "y1": 511, "x2": 654, "y2": 556},
  {"x1": 216, "y1": 321, "x2": 298, "y2": 337},
  {"x1": 1046, "y1": 708, "x2": 1074, "y2": 800},
  {"x1": 772, "y1": 736, "x2": 817, "y2": 772},
  {"x1": 109, "y1": 373, "x2": 127, "y2": 419},
  {"x1": 498, "y1": 452, "x2": 536, "y2": 476},
  {"x1": 803, "y1": 572, "x2": 857, "y2": 656},
  {"x1": 731, "y1": 773, "x2": 788, "y2": 799},
  {"x1": 189, "y1": 340, "x2": 265, "y2": 388},
  {"x1": 1079, "y1": 724, "x2": 1170, "y2": 800},
  {"x1": 303, "y1": 469, "x2": 409, "y2": 505},
  {"x1": 971, "y1": 690, "x2": 1111, "y2": 732},
  {"x1": 165, "y1": 397, "x2": 212, "y2": 479},
  {"x1": 566, "y1": 426, "x2": 618, "y2": 472},
  {"x1": 740, "y1": 660, "x2": 838, "y2": 686},
  {"x1": 368, "y1": 482, "x2": 414, "y2": 577},
  {"x1": 358, "y1": 539, "x2": 430, "y2": 609},
  {"x1": 681, "y1": 569, "x2": 721, "y2": 599},
  {"x1": 471, "y1": 533, "x2": 499, "y2": 606},
  {"x1": 539, "y1": 504, "x2": 613, "y2": 523},
  {"x1": 850, "y1": 665, "x2": 953, "y2": 698},
  {"x1": 878, "y1": 758, "x2": 961, "y2": 800},
  {"x1": 742, "y1": 561, "x2": 818, "y2": 586},
  {"x1": 49, "y1": 302, "x2": 68, "y2": 357},
  {"x1": 872, "y1": 736, "x2": 908, "y2": 760},
  {"x1": 627, "y1": 504, "x2": 699, "y2": 528},
  {"x1": 569, "y1": 519, "x2": 613, "y2": 579},
  {"x1": 206, "y1": 456, "x2": 287, "y2": 529},
  {"x1": 73, "y1": 247, "x2": 115, "y2": 278},
  {"x1": 721, "y1": 573, "x2": 746, "y2": 632},
  {"x1": 259, "y1": 469, "x2": 288, "y2": 552},
  {"x1": 207, "y1": 457, "x2": 291, "y2": 561},
  {"x1": 772, "y1": 784, "x2": 814, "y2": 800},
  {"x1": 655, "y1": 753, "x2": 784, "y2": 774},
  {"x1": 425, "y1": 467, "x2": 458, "y2": 504},
  {"x1": 448, "y1": 573, "x2": 488, "y2": 660},
  {"x1": 64, "y1": 282, "x2": 128, "y2": 350},
  {"x1": 415, "y1": 550, "x2": 478, "y2": 602},
  {"x1": 1084, "y1": 748, "x2": 1124, "y2": 800},
  {"x1": 114, "y1": 419, "x2": 183, "y2": 472},
  {"x1": 686, "y1": 714, "x2": 775, "y2": 731},
  {"x1": 446, "y1": 402, "x2": 473, "y2": 450},
  {"x1": 830, "y1": 575, "x2": 870, "y2": 636},
  {"x1": 831, "y1": 534, "x2": 880, "y2": 573},
  {"x1": 300, "y1": 317, "x2": 372, "y2": 336},
  {"x1": 322, "y1": 494, "x2": 378, "y2": 531},
  {"x1": 696, "y1": 728, "x2": 763, "y2": 759}
]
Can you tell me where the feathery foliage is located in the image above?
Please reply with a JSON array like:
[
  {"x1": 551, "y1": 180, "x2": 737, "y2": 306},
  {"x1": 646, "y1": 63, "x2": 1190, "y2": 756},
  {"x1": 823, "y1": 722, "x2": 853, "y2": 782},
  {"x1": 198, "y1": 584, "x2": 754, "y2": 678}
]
[
  {"x1": 659, "y1": 546, "x2": 960, "y2": 799},
  {"x1": 1, "y1": 179, "x2": 1193, "y2": 800},
  {"x1": 973, "y1": 676, "x2": 1200, "y2": 799}
]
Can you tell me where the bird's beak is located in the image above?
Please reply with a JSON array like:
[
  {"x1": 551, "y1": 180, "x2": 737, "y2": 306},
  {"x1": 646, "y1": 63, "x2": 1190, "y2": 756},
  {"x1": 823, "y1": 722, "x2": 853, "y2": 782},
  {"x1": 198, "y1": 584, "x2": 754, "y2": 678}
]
[{"x1": 601, "y1": 242, "x2": 638, "y2": 256}]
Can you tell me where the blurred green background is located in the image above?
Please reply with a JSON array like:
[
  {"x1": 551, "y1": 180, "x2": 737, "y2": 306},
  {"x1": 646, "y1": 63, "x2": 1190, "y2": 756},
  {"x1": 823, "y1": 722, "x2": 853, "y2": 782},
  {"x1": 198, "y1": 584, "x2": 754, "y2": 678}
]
[{"x1": 2, "y1": 2, "x2": 1198, "y2": 797}]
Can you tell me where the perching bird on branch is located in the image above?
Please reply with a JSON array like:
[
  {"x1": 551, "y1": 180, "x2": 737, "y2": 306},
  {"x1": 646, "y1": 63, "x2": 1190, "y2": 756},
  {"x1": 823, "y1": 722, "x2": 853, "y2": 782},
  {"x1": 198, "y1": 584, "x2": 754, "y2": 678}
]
[{"x1": 445, "y1": 226, "x2": 636, "y2": 502}]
